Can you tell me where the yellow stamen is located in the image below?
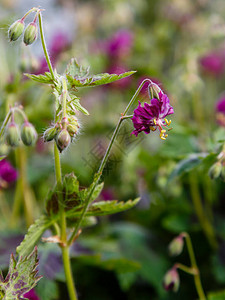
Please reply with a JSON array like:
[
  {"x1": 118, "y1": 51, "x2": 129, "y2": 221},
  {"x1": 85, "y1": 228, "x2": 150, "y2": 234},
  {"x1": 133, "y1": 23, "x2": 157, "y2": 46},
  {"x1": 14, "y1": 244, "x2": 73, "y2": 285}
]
[
  {"x1": 153, "y1": 118, "x2": 157, "y2": 125},
  {"x1": 150, "y1": 126, "x2": 156, "y2": 131},
  {"x1": 164, "y1": 118, "x2": 171, "y2": 126}
]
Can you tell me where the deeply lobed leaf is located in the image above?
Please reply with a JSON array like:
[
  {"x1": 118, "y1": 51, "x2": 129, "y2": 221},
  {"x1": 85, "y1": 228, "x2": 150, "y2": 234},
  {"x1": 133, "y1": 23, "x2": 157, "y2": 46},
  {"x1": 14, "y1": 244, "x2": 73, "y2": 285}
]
[{"x1": 0, "y1": 247, "x2": 41, "y2": 300}]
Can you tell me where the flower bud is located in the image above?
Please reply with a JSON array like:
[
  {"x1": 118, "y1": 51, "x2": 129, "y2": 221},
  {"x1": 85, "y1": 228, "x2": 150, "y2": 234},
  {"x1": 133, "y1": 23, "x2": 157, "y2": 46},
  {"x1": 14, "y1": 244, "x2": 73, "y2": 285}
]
[
  {"x1": 23, "y1": 22, "x2": 38, "y2": 46},
  {"x1": 0, "y1": 143, "x2": 9, "y2": 156},
  {"x1": 163, "y1": 268, "x2": 180, "y2": 292},
  {"x1": 67, "y1": 124, "x2": 79, "y2": 138},
  {"x1": 209, "y1": 162, "x2": 222, "y2": 179},
  {"x1": 8, "y1": 19, "x2": 25, "y2": 41},
  {"x1": 21, "y1": 122, "x2": 38, "y2": 146},
  {"x1": 5, "y1": 122, "x2": 20, "y2": 147},
  {"x1": 43, "y1": 127, "x2": 58, "y2": 142},
  {"x1": 168, "y1": 235, "x2": 184, "y2": 256},
  {"x1": 56, "y1": 129, "x2": 71, "y2": 152}
]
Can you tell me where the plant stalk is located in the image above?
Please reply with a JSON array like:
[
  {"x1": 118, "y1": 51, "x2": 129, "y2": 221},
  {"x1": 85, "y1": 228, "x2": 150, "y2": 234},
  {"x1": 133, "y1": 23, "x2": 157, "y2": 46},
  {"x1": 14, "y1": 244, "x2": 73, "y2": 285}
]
[
  {"x1": 68, "y1": 78, "x2": 151, "y2": 245},
  {"x1": 54, "y1": 143, "x2": 78, "y2": 300},
  {"x1": 183, "y1": 233, "x2": 206, "y2": 300}
]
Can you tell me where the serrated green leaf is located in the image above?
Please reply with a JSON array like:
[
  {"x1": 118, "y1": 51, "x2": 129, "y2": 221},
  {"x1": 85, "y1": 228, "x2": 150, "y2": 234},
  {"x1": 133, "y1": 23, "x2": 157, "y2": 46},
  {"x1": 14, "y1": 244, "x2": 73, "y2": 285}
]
[
  {"x1": 65, "y1": 58, "x2": 90, "y2": 78},
  {"x1": 66, "y1": 198, "x2": 140, "y2": 218},
  {"x1": 24, "y1": 72, "x2": 54, "y2": 84},
  {"x1": 66, "y1": 71, "x2": 136, "y2": 88},
  {"x1": 208, "y1": 290, "x2": 225, "y2": 300},
  {"x1": 0, "y1": 247, "x2": 41, "y2": 300},
  {"x1": 16, "y1": 215, "x2": 55, "y2": 258}
]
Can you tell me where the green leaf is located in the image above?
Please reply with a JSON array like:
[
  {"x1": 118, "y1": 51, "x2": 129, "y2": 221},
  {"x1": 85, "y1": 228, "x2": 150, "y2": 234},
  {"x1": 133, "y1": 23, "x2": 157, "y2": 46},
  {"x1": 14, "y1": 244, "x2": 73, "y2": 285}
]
[
  {"x1": 0, "y1": 156, "x2": 6, "y2": 161},
  {"x1": 208, "y1": 290, "x2": 225, "y2": 300},
  {"x1": 0, "y1": 247, "x2": 41, "y2": 300},
  {"x1": 66, "y1": 198, "x2": 140, "y2": 218},
  {"x1": 169, "y1": 153, "x2": 208, "y2": 181},
  {"x1": 24, "y1": 72, "x2": 54, "y2": 84},
  {"x1": 65, "y1": 58, "x2": 90, "y2": 78},
  {"x1": 16, "y1": 215, "x2": 55, "y2": 257},
  {"x1": 68, "y1": 94, "x2": 89, "y2": 115},
  {"x1": 67, "y1": 71, "x2": 136, "y2": 88}
]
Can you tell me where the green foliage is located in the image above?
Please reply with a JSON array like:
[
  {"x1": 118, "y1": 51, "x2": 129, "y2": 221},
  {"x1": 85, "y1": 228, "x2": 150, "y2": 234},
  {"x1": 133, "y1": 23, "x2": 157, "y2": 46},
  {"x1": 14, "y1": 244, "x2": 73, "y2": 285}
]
[
  {"x1": 169, "y1": 153, "x2": 216, "y2": 181},
  {"x1": 66, "y1": 198, "x2": 140, "y2": 218},
  {"x1": 67, "y1": 71, "x2": 136, "y2": 88},
  {"x1": 207, "y1": 290, "x2": 225, "y2": 300},
  {"x1": 0, "y1": 247, "x2": 41, "y2": 300},
  {"x1": 65, "y1": 58, "x2": 90, "y2": 79},
  {"x1": 16, "y1": 215, "x2": 54, "y2": 257},
  {"x1": 24, "y1": 72, "x2": 55, "y2": 84}
]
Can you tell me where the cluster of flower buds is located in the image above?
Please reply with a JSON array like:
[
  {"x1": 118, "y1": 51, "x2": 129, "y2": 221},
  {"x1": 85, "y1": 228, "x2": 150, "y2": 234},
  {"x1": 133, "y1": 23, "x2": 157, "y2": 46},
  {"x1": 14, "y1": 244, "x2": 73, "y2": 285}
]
[
  {"x1": 43, "y1": 116, "x2": 80, "y2": 153},
  {"x1": 8, "y1": 9, "x2": 39, "y2": 45},
  {"x1": 4, "y1": 120, "x2": 37, "y2": 148},
  {"x1": 209, "y1": 146, "x2": 225, "y2": 181}
]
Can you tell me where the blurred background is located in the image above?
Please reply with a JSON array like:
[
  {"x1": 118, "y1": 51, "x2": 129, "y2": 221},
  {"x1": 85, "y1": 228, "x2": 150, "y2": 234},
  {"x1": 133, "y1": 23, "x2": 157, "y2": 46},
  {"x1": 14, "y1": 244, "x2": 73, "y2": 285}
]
[{"x1": 1, "y1": 0, "x2": 225, "y2": 299}]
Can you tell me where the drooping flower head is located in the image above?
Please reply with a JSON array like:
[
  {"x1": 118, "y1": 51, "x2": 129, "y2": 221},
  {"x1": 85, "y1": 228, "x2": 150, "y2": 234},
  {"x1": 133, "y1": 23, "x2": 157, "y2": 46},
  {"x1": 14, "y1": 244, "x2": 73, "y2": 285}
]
[{"x1": 131, "y1": 86, "x2": 174, "y2": 140}]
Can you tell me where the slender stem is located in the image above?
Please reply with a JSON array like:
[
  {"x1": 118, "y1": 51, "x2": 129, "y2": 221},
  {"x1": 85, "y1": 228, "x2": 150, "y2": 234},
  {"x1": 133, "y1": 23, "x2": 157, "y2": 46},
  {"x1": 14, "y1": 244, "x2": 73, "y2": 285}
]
[
  {"x1": 68, "y1": 79, "x2": 149, "y2": 246},
  {"x1": 174, "y1": 263, "x2": 197, "y2": 276},
  {"x1": 38, "y1": 12, "x2": 55, "y2": 81},
  {"x1": 0, "y1": 110, "x2": 12, "y2": 140},
  {"x1": 54, "y1": 143, "x2": 78, "y2": 300},
  {"x1": 62, "y1": 77, "x2": 68, "y2": 121},
  {"x1": 189, "y1": 173, "x2": 217, "y2": 249},
  {"x1": 62, "y1": 246, "x2": 78, "y2": 300},
  {"x1": 183, "y1": 233, "x2": 206, "y2": 300},
  {"x1": 21, "y1": 7, "x2": 39, "y2": 21}
]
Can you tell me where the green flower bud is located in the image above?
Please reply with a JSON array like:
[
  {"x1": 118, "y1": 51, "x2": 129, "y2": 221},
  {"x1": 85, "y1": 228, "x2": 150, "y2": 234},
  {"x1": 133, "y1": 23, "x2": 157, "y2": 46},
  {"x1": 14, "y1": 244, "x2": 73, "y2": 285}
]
[
  {"x1": 168, "y1": 235, "x2": 184, "y2": 256},
  {"x1": 209, "y1": 162, "x2": 222, "y2": 180},
  {"x1": 0, "y1": 143, "x2": 9, "y2": 156},
  {"x1": 23, "y1": 22, "x2": 38, "y2": 45},
  {"x1": 21, "y1": 122, "x2": 38, "y2": 146},
  {"x1": 5, "y1": 122, "x2": 20, "y2": 147},
  {"x1": 163, "y1": 268, "x2": 180, "y2": 292},
  {"x1": 43, "y1": 127, "x2": 58, "y2": 142},
  {"x1": 67, "y1": 124, "x2": 79, "y2": 137},
  {"x1": 56, "y1": 129, "x2": 71, "y2": 152},
  {"x1": 8, "y1": 19, "x2": 25, "y2": 41}
]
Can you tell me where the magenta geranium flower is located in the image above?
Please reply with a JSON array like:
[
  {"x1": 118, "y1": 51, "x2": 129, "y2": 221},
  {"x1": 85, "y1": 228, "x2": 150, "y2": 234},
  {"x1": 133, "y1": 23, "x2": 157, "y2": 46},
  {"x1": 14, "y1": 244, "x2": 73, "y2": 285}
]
[
  {"x1": 199, "y1": 50, "x2": 225, "y2": 77},
  {"x1": 131, "y1": 92, "x2": 174, "y2": 140},
  {"x1": 216, "y1": 96, "x2": 225, "y2": 126},
  {"x1": 23, "y1": 289, "x2": 40, "y2": 300},
  {"x1": 0, "y1": 159, "x2": 17, "y2": 188}
]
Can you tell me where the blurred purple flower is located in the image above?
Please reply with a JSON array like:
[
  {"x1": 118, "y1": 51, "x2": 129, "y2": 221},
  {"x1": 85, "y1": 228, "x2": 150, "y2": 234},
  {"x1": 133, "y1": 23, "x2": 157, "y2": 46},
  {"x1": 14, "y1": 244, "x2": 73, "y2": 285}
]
[
  {"x1": 216, "y1": 96, "x2": 225, "y2": 126},
  {"x1": 0, "y1": 159, "x2": 17, "y2": 188},
  {"x1": 33, "y1": 31, "x2": 71, "y2": 75},
  {"x1": 23, "y1": 289, "x2": 39, "y2": 300},
  {"x1": 131, "y1": 92, "x2": 174, "y2": 139},
  {"x1": 104, "y1": 29, "x2": 133, "y2": 59},
  {"x1": 199, "y1": 50, "x2": 225, "y2": 77}
]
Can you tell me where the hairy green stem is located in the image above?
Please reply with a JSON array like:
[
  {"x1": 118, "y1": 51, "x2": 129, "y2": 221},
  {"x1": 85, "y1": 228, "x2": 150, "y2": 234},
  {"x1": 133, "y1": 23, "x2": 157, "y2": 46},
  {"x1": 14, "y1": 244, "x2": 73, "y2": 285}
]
[
  {"x1": 54, "y1": 143, "x2": 78, "y2": 300},
  {"x1": 183, "y1": 233, "x2": 206, "y2": 300},
  {"x1": 68, "y1": 78, "x2": 151, "y2": 246},
  {"x1": 38, "y1": 12, "x2": 55, "y2": 81}
]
